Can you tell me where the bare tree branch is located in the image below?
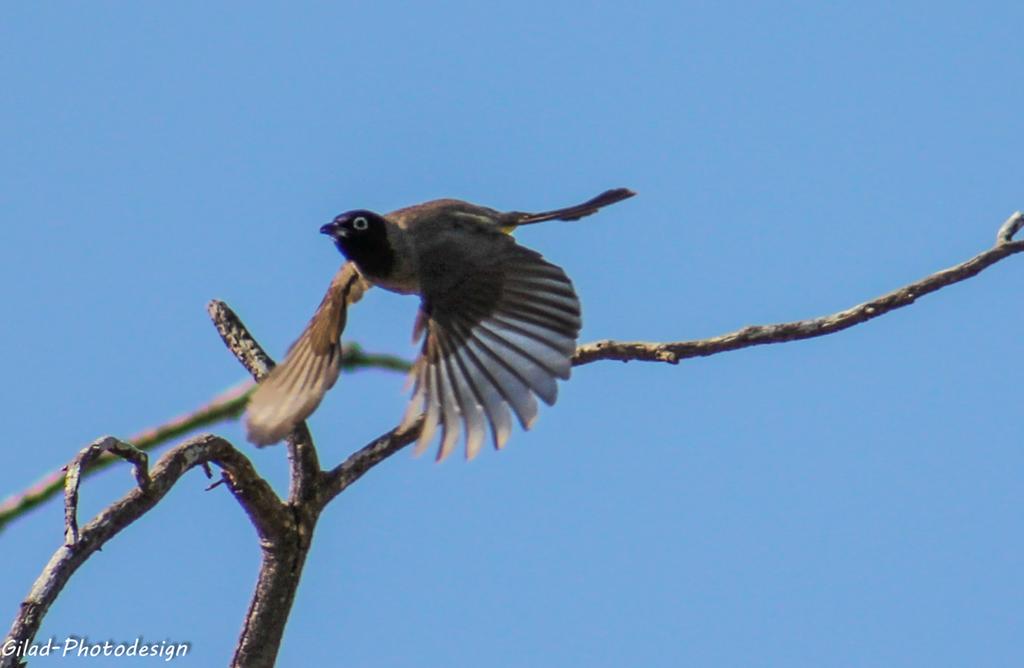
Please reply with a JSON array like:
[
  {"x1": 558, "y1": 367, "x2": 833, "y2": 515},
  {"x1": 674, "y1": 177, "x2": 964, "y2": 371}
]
[
  {"x1": 4, "y1": 212, "x2": 1020, "y2": 668},
  {"x1": 574, "y1": 213, "x2": 1024, "y2": 366},
  {"x1": 125, "y1": 383, "x2": 252, "y2": 452},
  {"x1": 207, "y1": 299, "x2": 321, "y2": 668},
  {"x1": 319, "y1": 417, "x2": 424, "y2": 506},
  {"x1": 0, "y1": 350, "x2": 410, "y2": 533},
  {"x1": 208, "y1": 300, "x2": 277, "y2": 380},
  {"x1": 204, "y1": 299, "x2": 415, "y2": 504},
  {"x1": 328, "y1": 213, "x2": 1024, "y2": 498},
  {"x1": 997, "y1": 211, "x2": 1024, "y2": 244},
  {"x1": 63, "y1": 437, "x2": 150, "y2": 545},
  {"x1": 206, "y1": 300, "x2": 321, "y2": 505},
  {"x1": 231, "y1": 503, "x2": 315, "y2": 668},
  {"x1": 0, "y1": 383, "x2": 250, "y2": 533},
  {"x1": 2, "y1": 435, "x2": 281, "y2": 668},
  {"x1": 205, "y1": 302, "x2": 422, "y2": 666}
]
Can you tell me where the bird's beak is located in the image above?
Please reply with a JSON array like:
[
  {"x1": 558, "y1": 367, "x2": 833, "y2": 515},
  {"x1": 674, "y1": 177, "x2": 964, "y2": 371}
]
[{"x1": 320, "y1": 221, "x2": 346, "y2": 238}]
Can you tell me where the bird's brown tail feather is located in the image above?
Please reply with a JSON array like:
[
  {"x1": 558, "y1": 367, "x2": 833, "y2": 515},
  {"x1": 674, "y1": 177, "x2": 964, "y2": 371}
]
[{"x1": 506, "y1": 187, "x2": 636, "y2": 226}]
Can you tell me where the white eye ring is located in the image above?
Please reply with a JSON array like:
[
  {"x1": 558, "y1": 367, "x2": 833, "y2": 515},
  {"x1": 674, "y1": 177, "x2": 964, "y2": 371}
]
[{"x1": 352, "y1": 216, "x2": 369, "y2": 231}]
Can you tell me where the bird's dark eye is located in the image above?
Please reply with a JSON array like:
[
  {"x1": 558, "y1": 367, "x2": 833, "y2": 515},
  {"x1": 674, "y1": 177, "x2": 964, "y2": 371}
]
[{"x1": 353, "y1": 216, "x2": 369, "y2": 231}]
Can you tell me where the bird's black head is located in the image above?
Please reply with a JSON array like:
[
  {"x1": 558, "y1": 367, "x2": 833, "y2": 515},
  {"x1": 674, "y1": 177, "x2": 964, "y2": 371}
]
[{"x1": 320, "y1": 210, "x2": 394, "y2": 279}]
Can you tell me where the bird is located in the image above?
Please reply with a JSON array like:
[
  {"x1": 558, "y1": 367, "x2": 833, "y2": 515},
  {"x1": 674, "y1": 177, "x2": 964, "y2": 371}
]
[{"x1": 244, "y1": 187, "x2": 635, "y2": 460}]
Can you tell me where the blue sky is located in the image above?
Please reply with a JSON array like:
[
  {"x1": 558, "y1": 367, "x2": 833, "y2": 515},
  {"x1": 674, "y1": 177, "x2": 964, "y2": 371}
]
[{"x1": 2, "y1": 2, "x2": 1022, "y2": 666}]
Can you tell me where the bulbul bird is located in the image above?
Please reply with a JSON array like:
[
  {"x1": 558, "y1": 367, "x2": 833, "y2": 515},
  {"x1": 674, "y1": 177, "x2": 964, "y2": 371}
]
[{"x1": 245, "y1": 187, "x2": 635, "y2": 460}]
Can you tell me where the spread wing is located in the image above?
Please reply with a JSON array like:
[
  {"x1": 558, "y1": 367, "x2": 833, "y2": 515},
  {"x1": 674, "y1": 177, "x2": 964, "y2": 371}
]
[
  {"x1": 245, "y1": 262, "x2": 370, "y2": 446},
  {"x1": 398, "y1": 233, "x2": 581, "y2": 461}
]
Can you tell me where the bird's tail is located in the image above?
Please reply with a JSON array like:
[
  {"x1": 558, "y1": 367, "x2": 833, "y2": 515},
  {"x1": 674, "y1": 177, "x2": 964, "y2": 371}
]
[{"x1": 503, "y1": 188, "x2": 636, "y2": 227}]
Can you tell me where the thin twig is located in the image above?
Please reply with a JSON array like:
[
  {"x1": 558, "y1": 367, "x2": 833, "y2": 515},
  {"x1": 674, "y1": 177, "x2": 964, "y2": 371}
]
[
  {"x1": 996, "y1": 211, "x2": 1024, "y2": 244},
  {"x1": 341, "y1": 343, "x2": 414, "y2": 373},
  {"x1": 208, "y1": 300, "x2": 276, "y2": 380},
  {"x1": 319, "y1": 417, "x2": 424, "y2": 506},
  {"x1": 574, "y1": 223, "x2": 1024, "y2": 366},
  {"x1": 0, "y1": 382, "x2": 251, "y2": 533},
  {"x1": 63, "y1": 437, "x2": 150, "y2": 545},
  {"x1": 207, "y1": 299, "x2": 322, "y2": 502},
  {"x1": 0, "y1": 348, "x2": 411, "y2": 533}
]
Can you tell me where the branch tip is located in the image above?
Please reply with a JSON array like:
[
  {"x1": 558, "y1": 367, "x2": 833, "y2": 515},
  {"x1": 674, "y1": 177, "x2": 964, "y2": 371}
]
[
  {"x1": 63, "y1": 437, "x2": 149, "y2": 546},
  {"x1": 997, "y1": 211, "x2": 1024, "y2": 244}
]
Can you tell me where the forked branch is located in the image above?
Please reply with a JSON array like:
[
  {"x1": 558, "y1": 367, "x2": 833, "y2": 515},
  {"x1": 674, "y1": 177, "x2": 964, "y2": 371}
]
[
  {"x1": 3, "y1": 211, "x2": 1020, "y2": 668},
  {"x1": 3, "y1": 435, "x2": 279, "y2": 668}
]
